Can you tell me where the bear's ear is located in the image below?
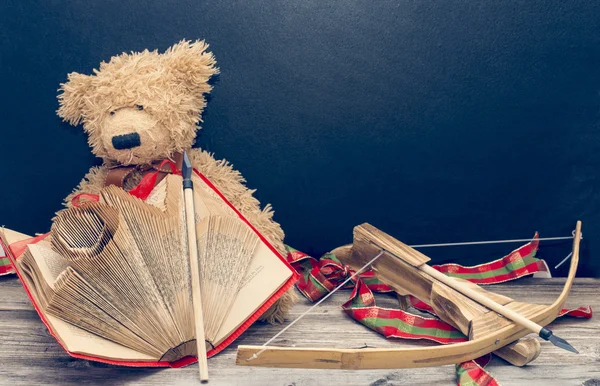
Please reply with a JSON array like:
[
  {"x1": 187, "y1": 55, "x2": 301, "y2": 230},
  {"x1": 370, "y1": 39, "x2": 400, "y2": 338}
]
[
  {"x1": 57, "y1": 72, "x2": 94, "y2": 126},
  {"x1": 164, "y1": 40, "x2": 219, "y2": 94}
]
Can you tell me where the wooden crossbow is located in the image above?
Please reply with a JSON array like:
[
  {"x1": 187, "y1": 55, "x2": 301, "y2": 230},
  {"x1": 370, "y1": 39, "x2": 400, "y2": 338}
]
[{"x1": 236, "y1": 221, "x2": 582, "y2": 370}]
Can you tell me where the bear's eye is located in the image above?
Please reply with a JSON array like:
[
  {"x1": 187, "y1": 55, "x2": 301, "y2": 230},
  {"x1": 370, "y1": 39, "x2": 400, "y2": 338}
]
[
  {"x1": 109, "y1": 111, "x2": 115, "y2": 116},
  {"x1": 135, "y1": 105, "x2": 144, "y2": 111}
]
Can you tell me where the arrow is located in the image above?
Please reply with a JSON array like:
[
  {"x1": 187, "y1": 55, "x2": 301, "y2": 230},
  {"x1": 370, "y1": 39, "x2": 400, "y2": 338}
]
[
  {"x1": 182, "y1": 151, "x2": 210, "y2": 382},
  {"x1": 418, "y1": 261, "x2": 578, "y2": 353}
]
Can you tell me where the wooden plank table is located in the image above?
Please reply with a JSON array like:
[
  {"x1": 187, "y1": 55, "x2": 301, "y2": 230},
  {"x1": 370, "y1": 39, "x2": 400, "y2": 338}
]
[{"x1": 0, "y1": 275, "x2": 598, "y2": 385}]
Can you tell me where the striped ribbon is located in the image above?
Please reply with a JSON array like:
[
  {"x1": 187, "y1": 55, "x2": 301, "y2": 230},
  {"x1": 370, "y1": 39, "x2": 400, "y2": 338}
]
[{"x1": 0, "y1": 256, "x2": 10, "y2": 275}]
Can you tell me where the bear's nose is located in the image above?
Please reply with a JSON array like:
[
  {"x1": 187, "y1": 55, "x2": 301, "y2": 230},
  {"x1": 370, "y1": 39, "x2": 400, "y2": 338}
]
[{"x1": 112, "y1": 132, "x2": 141, "y2": 150}]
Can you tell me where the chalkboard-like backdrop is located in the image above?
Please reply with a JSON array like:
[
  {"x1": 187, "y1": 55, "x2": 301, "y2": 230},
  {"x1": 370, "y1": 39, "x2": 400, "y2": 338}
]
[{"x1": 1, "y1": 1, "x2": 599, "y2": 276}]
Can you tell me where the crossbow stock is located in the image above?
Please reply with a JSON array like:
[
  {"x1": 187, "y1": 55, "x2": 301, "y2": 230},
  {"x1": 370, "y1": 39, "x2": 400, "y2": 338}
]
[{"x1": 236, "y1": 221, "x2": 582, "y2": 370}]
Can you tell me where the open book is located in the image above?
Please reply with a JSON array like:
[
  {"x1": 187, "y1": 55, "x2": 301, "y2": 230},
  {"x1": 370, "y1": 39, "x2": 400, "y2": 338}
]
[{"x1": 0, "y1": 172, "x2": 297, "y2": 367}]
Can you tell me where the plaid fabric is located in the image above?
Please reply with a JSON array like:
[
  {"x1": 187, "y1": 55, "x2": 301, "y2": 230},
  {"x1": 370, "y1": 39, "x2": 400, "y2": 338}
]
[
  {"x1": 285, "y1": 237, "x2": 592, "y2": 386},
  {"x1": 432, "y1": 233, "x2": 548, "y2": 284},
  {"x1": 456, "y1": 355, "x2": 499, "y2": 386},
  {"x1": 0, "y1": 256, "x2": 11, "y2": 276},
  {"x1": 342, "y1": 278, "x2": 467, "y2": 344},
  {"x1": 286, "y1": 246, "x2": 394, "y2": 301},
  {"x1": 558, "y1": 306, "x2": 593, "y2": 318},
  {"x1": 0, "y1": 234, "x2": 11, "y2": 275},
  {"x1": 286, "y1": 235, "x2": 548, "y2": 303}
]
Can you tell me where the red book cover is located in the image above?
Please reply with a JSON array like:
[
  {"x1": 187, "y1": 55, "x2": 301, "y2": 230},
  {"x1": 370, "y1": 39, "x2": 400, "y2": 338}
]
[{"x1": 0, "y1": 170, "x2": 299, "y2": 368}]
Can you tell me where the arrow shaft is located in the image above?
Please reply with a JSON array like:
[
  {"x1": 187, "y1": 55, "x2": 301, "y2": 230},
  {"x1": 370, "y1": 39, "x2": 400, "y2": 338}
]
[{"x1": 419, "y1": 264, "x2": 543, "y2": 335}]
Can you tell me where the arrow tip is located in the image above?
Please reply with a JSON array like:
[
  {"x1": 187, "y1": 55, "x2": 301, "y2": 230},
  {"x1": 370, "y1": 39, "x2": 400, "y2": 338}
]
[
  {"x1": 182, "y1": 151, "x2": 192, "y2": 180},
  {"x1": 548, "y1": 333, "x2": 579, "y2": 354}
]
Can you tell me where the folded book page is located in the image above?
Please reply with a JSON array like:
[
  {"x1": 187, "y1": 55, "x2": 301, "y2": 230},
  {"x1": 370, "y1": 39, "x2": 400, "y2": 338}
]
[{"x1": 0, "y1": 174, "x2": 293, "y2": 362}]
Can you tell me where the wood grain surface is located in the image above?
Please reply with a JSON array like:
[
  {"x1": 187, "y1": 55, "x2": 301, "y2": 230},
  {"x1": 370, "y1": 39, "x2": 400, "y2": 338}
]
[{"x1": 0, "y1": 275, "x2": 598, "y2": 385}]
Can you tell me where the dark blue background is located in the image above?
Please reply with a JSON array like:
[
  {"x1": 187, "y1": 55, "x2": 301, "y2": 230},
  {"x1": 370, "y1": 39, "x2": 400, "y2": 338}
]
[{"x1": 1, "y1": 1, "x2": 599, "y2": 276}]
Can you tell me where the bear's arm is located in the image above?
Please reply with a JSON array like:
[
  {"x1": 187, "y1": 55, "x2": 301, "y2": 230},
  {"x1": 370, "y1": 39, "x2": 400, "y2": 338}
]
[{"x1": 62, "y1": 166, "x2": 109, "y2": 208}]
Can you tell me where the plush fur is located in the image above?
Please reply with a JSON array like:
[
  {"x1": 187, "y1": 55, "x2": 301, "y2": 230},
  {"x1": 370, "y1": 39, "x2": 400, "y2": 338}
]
[{"x1": 57, "y1": 40, "x2": 296, "y2": 323}]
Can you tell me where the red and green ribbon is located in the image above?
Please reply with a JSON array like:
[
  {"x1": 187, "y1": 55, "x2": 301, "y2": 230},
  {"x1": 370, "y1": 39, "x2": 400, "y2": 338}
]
[
  {"x1": 285, "y1": 236, "x2": 592, "y2": 386},
  {"x1": 431, "y1": 233, "x2": 547, "y2": 284},
  {"x1": 455, "y1": 355, "x2": 498, "y2": 386},
  {"x1": 342, "y1": 277, "x2": 468, "y2": 344},
  {"x1": 0, "y1": 256, "x2": 11, "y2": 276}
]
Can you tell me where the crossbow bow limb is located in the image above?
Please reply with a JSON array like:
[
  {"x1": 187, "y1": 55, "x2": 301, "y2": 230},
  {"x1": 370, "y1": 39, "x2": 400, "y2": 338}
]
[{"x1": 236, "y1": 221, "x2": 581, "y2": 370}]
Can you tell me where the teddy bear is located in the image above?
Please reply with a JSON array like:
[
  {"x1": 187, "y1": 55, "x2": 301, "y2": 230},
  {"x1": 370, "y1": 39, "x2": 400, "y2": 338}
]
[{"x1": 56, "y1": 40, "x2": 295, "y2": 323}]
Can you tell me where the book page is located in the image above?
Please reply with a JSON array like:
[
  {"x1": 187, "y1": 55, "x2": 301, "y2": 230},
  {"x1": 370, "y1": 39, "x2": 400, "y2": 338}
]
[
  {"x1": 27, "y1": 244, "x2": 68, "y2": 289},
  {"x1": 190, "y1": 175, "x2": 293, "y2": 345},
  {"x1": 192, "y1": 175, "x2": 237, "y2": 219},
  {"x1": 145, "y1": 178, "x2": 168, "y2": 211},
  {"x1": 46, "y1": 314, "x2": 157, "y2": 361},
  {"x1": 213, "y1": 241, "x2": 292, "y2": 345},
  {"x1": 2, "y1": 169, "x2": 296, "y2": 361},
  {"x1": 2, "y1": 229, "x2": 158, "y2": 362}
]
